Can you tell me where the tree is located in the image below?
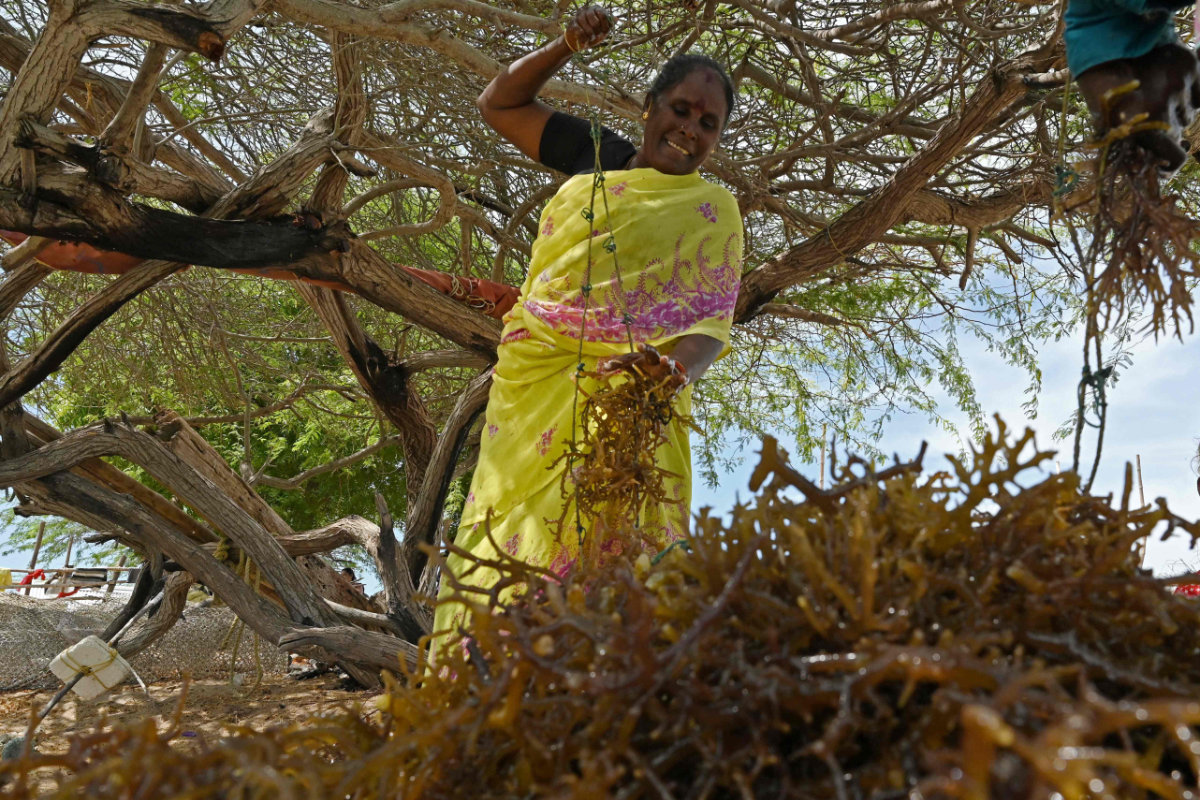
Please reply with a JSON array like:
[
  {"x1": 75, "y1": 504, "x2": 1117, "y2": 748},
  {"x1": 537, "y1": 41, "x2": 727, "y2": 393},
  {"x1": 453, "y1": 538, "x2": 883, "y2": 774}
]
[{"x1": 0, "y1": 0, "x2": 1140, "y2": 683}]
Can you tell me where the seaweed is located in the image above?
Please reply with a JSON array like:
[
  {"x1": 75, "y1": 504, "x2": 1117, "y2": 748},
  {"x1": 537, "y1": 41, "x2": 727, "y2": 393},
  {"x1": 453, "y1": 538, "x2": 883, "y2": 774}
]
[
  {"x1": 5, "y1": 419, "x2": 1200, "y2": 799},
  {"x1": 555, "y1": 352, "x2": 692, "y2": 562},
  {"x1": 1085, "y1": 139, "x2": 1200, "y2": 338}
]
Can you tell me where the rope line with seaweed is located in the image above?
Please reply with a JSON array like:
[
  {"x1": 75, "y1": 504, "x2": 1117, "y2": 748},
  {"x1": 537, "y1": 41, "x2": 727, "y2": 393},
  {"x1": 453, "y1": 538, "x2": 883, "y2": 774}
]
[
  {"x1": 560, "y1": 44, "x2": 691, "y2": 565},
  {"x1": 1062, "y1": 76, "x2": 1200, "y2": 492}
]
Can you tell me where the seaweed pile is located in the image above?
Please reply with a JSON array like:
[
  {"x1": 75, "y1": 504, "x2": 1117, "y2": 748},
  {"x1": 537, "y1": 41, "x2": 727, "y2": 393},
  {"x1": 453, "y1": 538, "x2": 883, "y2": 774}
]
[{"x1": 5, "y1": 421, "x2": 1200, "y2": 799}]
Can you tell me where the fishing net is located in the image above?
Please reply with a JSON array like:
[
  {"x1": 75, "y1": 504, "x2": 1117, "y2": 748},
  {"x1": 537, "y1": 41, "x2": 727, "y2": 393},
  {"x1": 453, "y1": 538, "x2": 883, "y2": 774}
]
[{"x1": 0, "y1": 594, "x2": 287, "y2": 693}]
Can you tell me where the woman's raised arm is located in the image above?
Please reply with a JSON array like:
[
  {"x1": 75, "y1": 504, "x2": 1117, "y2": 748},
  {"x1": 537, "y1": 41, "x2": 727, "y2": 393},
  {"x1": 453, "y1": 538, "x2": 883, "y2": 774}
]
[{"x1": 476, "y1": 6, "x2": 612, "y2": 161}]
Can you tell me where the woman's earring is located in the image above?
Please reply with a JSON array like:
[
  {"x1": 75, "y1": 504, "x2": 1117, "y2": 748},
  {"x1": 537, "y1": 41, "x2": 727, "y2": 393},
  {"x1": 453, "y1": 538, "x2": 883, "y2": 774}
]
[{"x1": 641, "y1": 110, "x2": 649, "y2": 120}]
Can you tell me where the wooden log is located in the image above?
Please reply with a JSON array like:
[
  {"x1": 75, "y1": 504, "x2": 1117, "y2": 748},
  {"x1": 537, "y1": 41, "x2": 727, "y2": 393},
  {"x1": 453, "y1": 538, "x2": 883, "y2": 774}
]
[{"x1": 279, "y1": 625, "x2": 420, "y2": 674}]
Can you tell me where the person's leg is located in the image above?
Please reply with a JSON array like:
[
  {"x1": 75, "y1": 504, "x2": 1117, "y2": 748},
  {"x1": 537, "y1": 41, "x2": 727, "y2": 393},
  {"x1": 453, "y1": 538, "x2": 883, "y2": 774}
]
[{"x1": 1076, "y1": 42, "x2": 1200, "y2": 170}]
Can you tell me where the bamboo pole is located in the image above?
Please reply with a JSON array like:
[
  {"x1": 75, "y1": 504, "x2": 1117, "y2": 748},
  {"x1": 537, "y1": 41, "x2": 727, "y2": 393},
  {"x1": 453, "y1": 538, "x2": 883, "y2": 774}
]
[
  {"x1": 24, "y1": 519, "x2": 46, "y2": 596},
  {"x1": 62, "y1": 531, "x2": 75, "y2": 568},
  {"x1": 1136, "y1": 454, "x2": 1148, "y2": 569},
  {"x1": 105, "y1": 554, "x2": 128, "y2": 596}
]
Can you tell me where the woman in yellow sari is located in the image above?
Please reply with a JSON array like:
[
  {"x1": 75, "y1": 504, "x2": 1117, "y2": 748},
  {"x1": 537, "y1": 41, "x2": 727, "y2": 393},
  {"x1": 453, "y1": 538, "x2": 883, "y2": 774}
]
[{"x1": 433, "y1": 6, "x2": 743, "y2": 644}]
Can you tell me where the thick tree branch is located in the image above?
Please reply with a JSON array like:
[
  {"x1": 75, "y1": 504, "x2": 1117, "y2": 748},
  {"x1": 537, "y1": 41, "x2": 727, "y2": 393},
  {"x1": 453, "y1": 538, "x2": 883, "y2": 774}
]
[
  {"x1": 99, "y1": 43, "x2": 168, "y2": 152},
  {"x1": 404, "y1": 368, "x2": 492, "y2": 584},
  {"x1": 0, "y1": 259, "x2": 53, "y2": 320},
  {"x1": 18, "y1": 119, "x2": 220, "y2": 212},
  {"x1": 292, "y1": 243, "x2": 503, "y2": 355},
  {"x1": 0, "y1": 179, "x2": 347, "y2": 267},
  {"x1": 375, "y1": 492, "x2": 428, "y2": 640},
  {"x1": 294, "y1": 283, "x2": 439, "y2": 486},
  {"x1": 0, "y1": 417, "x2": 345, "y2": 628},
  {"x1": 271, "y1": 515, "x2": 380, "y2": 556},
  {"x1": 150, "y1": 409, "x2": 377, "y2": 612},
  {"x1": 114, "y1": 569, "x2": 193, "y2": 659},
  {"x1": 0, "y1": 0, "x2": 248, "y2": 183},
  {"x1": 278, "y1": 625, "x2": 420, "y2": 673},
  {"x1": 399, "y1": 349, "x2": 490, "y2": 373},
  {"x1": 901, "y1": 176, "x2": 1054, "y2": 229},
  {"x1": 0, "y1": 108, "x2": 354, "y2": 410},
  {"x1": 16, "y1": 410, "x2": 215, "y2": 543}
]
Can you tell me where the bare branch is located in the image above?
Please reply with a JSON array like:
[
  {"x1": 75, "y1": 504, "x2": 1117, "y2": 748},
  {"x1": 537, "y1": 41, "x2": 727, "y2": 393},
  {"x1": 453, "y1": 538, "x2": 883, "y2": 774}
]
[{"x1": 253, "y1": 435, "x2": 402, "y2": 490}]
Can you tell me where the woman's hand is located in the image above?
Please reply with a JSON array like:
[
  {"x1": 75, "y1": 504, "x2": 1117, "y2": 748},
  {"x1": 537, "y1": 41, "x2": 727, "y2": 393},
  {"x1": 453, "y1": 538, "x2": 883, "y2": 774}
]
[
  {"x1": 564, "y1": 6, "x2": 613, "y2": 53},
  {"x1": 599, "y1": 344, "x2": 688, "y2": 393},
  {"x1": 475, "y1": 5, "x2": 613, "y2": 161}
]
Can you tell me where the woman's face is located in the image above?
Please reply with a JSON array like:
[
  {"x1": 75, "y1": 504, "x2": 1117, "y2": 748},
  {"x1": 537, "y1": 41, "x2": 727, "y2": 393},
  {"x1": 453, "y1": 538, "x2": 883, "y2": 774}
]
[{"x1": 636, "y1": 68, "x2": 728, "y2": 175}]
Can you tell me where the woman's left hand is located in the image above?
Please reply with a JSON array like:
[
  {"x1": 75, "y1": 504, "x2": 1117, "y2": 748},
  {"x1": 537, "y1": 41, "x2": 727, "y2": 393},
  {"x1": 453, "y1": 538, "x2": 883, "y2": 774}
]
[{"x1": 599, "y1": 344, "x2": 688, "y2": 392}]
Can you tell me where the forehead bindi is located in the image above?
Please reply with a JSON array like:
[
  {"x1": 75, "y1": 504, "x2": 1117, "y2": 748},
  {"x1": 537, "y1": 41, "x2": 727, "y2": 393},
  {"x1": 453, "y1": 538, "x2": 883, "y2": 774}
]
[{"x1": 668, "y1": 70, "x2": 726, "y2": 119}]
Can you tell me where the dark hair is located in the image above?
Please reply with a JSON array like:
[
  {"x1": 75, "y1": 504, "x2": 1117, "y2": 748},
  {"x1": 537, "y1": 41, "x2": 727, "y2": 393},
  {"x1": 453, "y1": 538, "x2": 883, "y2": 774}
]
[{"x1": 646, "y1": 54, "x2": 736, "y2": 127}]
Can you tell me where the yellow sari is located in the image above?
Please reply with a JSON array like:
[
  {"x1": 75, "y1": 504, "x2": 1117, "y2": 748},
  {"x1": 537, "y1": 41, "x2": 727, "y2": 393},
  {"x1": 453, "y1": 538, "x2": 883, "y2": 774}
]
[{"x1": 433, "y1": 167, "x2": 743, "y2": 643}]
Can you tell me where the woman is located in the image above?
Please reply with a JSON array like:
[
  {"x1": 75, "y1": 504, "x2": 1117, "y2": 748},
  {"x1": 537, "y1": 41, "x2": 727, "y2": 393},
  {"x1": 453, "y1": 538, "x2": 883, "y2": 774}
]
[{"x1": 433, "y1": 6, "x2": 743, "y2": 644}]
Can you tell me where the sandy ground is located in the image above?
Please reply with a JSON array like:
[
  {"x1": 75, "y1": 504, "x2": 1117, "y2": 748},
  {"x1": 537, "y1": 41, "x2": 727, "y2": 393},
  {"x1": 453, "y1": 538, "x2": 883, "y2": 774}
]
[{"x1": 0, "y1": 672, "x2": 379, "y2": 793}]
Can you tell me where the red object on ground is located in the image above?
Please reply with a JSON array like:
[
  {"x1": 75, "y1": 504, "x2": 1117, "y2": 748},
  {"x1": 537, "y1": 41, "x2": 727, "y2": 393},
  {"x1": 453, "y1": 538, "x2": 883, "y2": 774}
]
[
  {"x1": 1174, "y1": 584, "x2": 1200, "y2": 597},
  {"x1": 18, "y1": 568, "x2": 46, "y2": 585},
  {"x1": 0, "y1": 230, "x2": 519, "y2": 320}
]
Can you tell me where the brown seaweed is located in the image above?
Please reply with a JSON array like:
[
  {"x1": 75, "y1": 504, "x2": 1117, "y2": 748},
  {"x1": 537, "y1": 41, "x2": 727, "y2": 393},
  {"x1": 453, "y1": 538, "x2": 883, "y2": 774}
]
[
  {"x1": 1075, "y1": 136, "x2": 1200, "y2": 338},
  {"x1": 5, "y1": 419, "x2": 1200, "y2": 799},
  {"x1": 554, "y1": 354, "x2": 692, "y2": 563}
]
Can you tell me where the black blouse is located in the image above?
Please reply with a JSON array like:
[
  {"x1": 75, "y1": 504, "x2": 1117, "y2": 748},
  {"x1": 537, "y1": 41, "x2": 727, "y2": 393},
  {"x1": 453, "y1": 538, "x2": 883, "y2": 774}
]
[{"x1": 538, "y1": 111, "x2": 637, "y2": 175}]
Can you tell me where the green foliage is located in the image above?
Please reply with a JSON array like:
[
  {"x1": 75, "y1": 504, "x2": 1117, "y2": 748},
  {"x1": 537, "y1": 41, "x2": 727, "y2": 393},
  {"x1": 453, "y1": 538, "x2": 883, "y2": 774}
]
[{"x1": 8, "y1": 268, "x2": 424, "y2": 532}]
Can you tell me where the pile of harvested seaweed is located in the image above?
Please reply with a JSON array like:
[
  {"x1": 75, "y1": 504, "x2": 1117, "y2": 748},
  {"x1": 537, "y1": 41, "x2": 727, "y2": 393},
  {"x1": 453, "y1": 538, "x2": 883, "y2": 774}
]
[{"x1": 6, "y1": 421, "x2": 1200, "y2": 799}]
